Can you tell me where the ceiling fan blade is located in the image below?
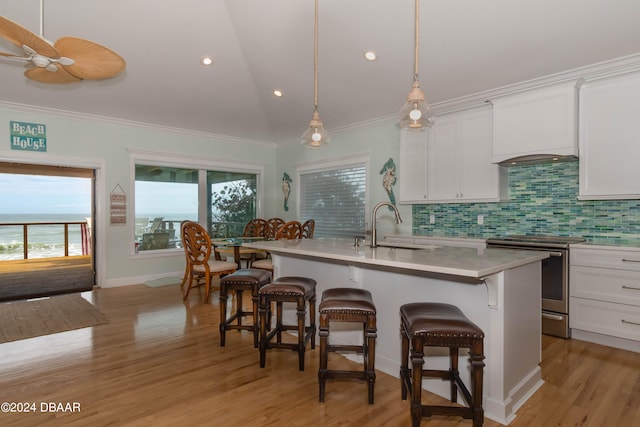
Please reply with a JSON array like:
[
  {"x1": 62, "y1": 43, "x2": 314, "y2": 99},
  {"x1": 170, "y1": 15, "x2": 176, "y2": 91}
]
[
  {"x1": 0, "y1": 16, "x2": 59, "y2": 58},
  {"x1": 0, "y1": 51, "x2": 27, "y2": 59},
  {"x1": 25, "y1": 65, "x2": 82, "y2": 84},
  {"x1": 55, "y1": 36, "x2": 125, "y2": 80}
]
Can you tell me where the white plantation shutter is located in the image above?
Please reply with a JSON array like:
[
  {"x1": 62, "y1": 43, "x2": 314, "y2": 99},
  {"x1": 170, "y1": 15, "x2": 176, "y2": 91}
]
[{"x1": 298, "y1": 159, "x2": 367, "y2": 238}]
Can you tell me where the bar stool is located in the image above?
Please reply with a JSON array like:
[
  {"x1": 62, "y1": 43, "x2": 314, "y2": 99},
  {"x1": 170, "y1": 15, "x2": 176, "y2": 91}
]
[
  {"x1": 258, "y1": 276, "x2": 317, "y2": 371},
  {"x1": 400, "y1": 302, "x2": 485, "y2": 427},
  {"x1": 318, "y1": 288, "x2": 377, "y2": 404},
  {"x1": 219, "y1": 268, "x2": 272, "y2": 347}
]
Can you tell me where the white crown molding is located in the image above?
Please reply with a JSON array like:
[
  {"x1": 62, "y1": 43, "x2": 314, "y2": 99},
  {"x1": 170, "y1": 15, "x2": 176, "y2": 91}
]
[
  {"x1": 0, "y1": 100, "x2": 277, "y2": 149},
  {"x1": 432, "y1": 53, "x2": 640, "y2": 115}
]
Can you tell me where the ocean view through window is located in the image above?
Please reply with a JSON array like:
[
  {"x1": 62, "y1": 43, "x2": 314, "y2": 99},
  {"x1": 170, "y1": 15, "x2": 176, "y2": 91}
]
[
  {"x1": 0, "y1": 171, "x2": 92, "y2": 260},
  {"x1": 133, "y1": 161, "x2": 260, "y2": 252}
]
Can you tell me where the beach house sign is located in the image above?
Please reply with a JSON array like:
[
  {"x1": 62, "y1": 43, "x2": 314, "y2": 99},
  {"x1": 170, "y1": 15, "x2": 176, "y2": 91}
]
[{"x1": 10, "y1": 121, "x2": 47, "y2": 152}]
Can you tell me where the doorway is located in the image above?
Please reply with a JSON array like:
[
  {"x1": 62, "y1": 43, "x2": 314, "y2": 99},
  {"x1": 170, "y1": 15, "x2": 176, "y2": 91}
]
[{"x1": 0, "y1": 162, "x2": 96, "y2": 301}]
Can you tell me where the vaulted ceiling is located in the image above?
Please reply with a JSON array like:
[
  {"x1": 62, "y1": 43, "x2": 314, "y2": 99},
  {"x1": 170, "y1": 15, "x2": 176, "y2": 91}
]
[{"x1": 1, "y1": 0, "x2": 640, "y2": 145}]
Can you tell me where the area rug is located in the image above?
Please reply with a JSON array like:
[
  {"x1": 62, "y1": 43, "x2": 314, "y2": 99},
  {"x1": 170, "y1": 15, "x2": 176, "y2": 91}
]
[
  {"x1": 0, "y1": 293, "x2": 108, "y2": 344},
  {"x1": 144, "y1": 276, "x2": 183, "y2": 288}
]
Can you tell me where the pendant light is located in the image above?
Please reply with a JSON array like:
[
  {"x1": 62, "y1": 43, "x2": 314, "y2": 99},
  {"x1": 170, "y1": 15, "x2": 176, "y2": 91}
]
[
  {"x1": 301, "y1": 0, "x2": 330, "y2": 148},
  {"x1": 397, "y1": 0, "x2": 435, "y2": 131}
]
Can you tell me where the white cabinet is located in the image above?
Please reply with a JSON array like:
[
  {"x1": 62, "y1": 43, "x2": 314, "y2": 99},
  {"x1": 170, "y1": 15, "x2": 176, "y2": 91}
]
[
  {"x1": 427, "y1": 106, "x2": 505, "y2": 203},
  {"x1": 398, "y1": 129, "x2": 428, "y2": 203},
  {"x1": 491, "y1": 82, "x2": 579, "y2": 163},
  {"x1": 578, "y1": 72, "x2": 640, "y2": 200},
  {"x1": 570, "y1": 245, "x2": 640, "y2": 352}
]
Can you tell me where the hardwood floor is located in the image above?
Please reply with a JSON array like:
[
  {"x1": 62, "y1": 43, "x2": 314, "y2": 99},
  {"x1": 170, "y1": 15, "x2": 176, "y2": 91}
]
[
  {"x1": 0, "y1": 256, "x2": 94, "y2": 301},
  {"x1": 0, "y1": 283, "x2": 638, "y2": 426}
]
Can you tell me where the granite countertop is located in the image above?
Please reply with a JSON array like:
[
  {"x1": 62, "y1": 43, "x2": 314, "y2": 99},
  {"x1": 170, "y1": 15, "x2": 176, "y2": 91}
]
[{"x1": 242, "y1": 238, "x2": 548, "y2": 279}]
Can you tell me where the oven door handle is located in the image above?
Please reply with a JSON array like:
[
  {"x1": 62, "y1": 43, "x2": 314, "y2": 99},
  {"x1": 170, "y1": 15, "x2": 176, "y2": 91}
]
[{"x1": 542, "y1": 312, "x2": 565, "y2": 321}]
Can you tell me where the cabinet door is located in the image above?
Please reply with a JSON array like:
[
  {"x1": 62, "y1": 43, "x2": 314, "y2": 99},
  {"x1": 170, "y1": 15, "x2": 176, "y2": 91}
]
[
  {"x1": 398, "y1": 129, "x2": 428, "y2": 203},
  {"x1": 459, "y1": 108, "x2": 499, "y2": 200},
  {"x1": 427, "y1": 106, "x2": 503, "y2": 203},
  {"x1": 579, "y1": 72, "x2": 640, "y2": 199},
  {"x1": 427, "y1": 116, "x2": 458, "y2": 201},
  {"x1": 492, "y1": 82, "x2": 578, "y2": 163}
]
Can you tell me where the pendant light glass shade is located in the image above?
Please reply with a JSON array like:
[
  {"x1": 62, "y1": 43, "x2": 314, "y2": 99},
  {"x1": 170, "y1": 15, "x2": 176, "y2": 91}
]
[
  {"x1": 302, "y1": 0, "x2": 329, "y2": 148},
  {"x1": 397, "y1": 0, "x2": 435, "y2": 131},
  {"x1": 301, "y1": 109, "x2": 329, "y2": 148}
]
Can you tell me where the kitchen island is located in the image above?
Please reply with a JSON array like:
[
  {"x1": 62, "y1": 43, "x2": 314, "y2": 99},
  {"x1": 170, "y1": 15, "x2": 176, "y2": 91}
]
[{"x1": 242, "y1": 238, "x2": 548, "y2": 425}]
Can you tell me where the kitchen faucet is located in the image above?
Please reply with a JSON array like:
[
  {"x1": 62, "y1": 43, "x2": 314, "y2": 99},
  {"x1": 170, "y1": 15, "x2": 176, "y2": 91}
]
[{"x1": 370, "y1": 201, "x2": 402, "y2": 248}]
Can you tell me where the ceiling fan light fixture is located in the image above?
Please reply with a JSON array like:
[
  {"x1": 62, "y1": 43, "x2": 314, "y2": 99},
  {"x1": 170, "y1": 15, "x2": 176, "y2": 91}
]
[
  {"x1": 301, "y1": 0, "x2": 329, "y2": 148},
  {"x1": 397, "y1": 0, "x2": 435, "y2": 131}
]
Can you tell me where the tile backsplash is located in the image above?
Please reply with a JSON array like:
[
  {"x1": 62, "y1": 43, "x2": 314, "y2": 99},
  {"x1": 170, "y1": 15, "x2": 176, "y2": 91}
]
[{"x1": 412, "y1": 160, "x2": 640, "y2": 243}]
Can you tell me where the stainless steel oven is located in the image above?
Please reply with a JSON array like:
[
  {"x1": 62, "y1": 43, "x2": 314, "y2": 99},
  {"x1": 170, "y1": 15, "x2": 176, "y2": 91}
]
[{"x1": 486, "y1": 235, "x2": 585, "y2": 338}]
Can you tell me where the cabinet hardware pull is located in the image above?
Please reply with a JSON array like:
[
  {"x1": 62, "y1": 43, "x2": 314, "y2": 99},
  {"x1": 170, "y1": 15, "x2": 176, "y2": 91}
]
[
  {"x1": 548, "y1": 251, "x2": 563, "y2": 257},
  {"x1": 621, "y1": 319, "x2": 640, "y2": 326},
  {"x1": 622, "y1": 258, "x2": 640, "y2": 263},
  {"x1": 622, "y1": 285, "x2": 640, "y2": 291}
]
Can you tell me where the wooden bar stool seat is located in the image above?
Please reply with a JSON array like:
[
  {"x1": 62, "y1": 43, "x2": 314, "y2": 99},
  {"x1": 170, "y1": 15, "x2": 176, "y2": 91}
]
[
  {"x1": 318, "y1": 287, "x2": 377, "y2": 404},
  {"x1": 258, "y1": 276, "x2": 317, "y2": 371},
  {"x1": 219, "y1": 268, "x2": 272, "y2": 347},
  {"x1": 400, "y1": 302, "x2": 485, "y2": 427}
]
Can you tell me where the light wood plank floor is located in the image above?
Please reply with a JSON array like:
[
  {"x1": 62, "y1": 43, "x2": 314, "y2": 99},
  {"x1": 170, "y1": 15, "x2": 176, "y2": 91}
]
[
  {"x1": 0, "y1": 283, "x2": 638, "y2": 426},
  {"x1": 0, "y1": 256, "x2": 94, "y2": 301}
]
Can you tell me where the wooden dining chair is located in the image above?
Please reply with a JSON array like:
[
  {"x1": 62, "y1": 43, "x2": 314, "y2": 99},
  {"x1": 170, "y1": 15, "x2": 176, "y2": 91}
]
[
  {"x1": 275, "y1": 220, "x2": 303, "y2": 239},
  {"x1": 252, "y1": 221, "x2": 303, "y2": 274},
  {"x1": 243, "y1": 218, "x2": 268, "y2": 237},
  {"x1": 302, "y1": 219, "x2": 315, "y2": 238},
  {"x1": 180, "y1": 221, "x2": 237, "y2": 303},
  {"x1": 266, "y1": 217, "x2": 285, "y2": 239}
]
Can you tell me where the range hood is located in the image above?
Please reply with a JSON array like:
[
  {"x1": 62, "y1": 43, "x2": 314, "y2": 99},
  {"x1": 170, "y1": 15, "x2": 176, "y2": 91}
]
[{"x1": 498, "y1": 154, "x2": 578, "y2": 166}]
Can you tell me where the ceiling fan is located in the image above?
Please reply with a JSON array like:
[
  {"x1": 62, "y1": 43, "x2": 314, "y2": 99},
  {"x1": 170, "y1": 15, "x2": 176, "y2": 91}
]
[{"x1": 0, "y1": 13, "x2": 125, "y2": 84}]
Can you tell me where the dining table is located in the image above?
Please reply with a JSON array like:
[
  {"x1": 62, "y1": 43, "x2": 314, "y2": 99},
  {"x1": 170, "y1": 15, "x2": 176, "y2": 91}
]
[{"x1": 211, "y1": 236, "x2": 269, "y2": 269}]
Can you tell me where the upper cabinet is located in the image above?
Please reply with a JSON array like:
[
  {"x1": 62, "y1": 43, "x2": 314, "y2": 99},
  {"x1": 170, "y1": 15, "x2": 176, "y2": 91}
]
[
  {"x1": 398, "y1": 129, "x2": 428, "y2": 203},
  {"x1": 427, "y1": 105, "x2": 505, "y2": 203},
  {"x1": 579, "y1": 71, "x2": 640, "y2": 200},
  {"x1": 490, "y1": 82, "x2": 579, "y2": 163},
  {"x1": 398, "y1": 105, "x2": 506, "y2": 204}
]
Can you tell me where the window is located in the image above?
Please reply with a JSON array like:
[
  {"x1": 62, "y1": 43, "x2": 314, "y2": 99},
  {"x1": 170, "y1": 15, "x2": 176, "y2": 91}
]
[
  {"x1": 208, "y1": 170, "x2": 257, "y2": 238},
  {"x1": 131, "y1": 151, "x2": 262, "y2": 253},
  {"x1": 298, "y1": 155, "x2": 368, "y2": 238}
]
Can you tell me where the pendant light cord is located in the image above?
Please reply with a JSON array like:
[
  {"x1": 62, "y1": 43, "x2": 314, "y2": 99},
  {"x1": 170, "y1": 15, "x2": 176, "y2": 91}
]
[
  {"x1": 314, "y1": 0, "x2": 319, "y2": 111},
  {"x1": 39, "y1": 0, "x2": 45, "y2": 37},
  {"x1": 414, "y1": 0, "x2": 420, "y2": 82}
]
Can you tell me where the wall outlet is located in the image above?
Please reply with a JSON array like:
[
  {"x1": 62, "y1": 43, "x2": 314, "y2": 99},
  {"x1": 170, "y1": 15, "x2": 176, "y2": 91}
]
[
  {"x1": 429, "y1": 214, "x2": 435, "y2": 224},
  {"x1": 477, "y1": 215, "x2": 484, "y2": 225}
]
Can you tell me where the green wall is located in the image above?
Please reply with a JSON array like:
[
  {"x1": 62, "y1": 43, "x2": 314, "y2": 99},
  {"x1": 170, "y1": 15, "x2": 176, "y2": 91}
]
[
  {"x1": 0, "y1": 105, "x2": 277, "y2": 285},
  {"x1": 3, "y1": 102, "x2": 638, "y2": 286},
  {"x1": 275, "y1": 119, "x2": 413, "y2": 237}
]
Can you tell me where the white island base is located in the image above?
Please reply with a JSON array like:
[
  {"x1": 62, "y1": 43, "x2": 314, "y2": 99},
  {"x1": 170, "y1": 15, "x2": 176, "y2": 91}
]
[{"x1": 270, "y1": 253, "x2": 543, "y2": 425}]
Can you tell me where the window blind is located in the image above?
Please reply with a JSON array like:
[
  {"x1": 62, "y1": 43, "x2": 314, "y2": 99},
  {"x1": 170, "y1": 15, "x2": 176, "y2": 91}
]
[{"x1": 299, "y1": 164, "x2": 366, "y2": 238}]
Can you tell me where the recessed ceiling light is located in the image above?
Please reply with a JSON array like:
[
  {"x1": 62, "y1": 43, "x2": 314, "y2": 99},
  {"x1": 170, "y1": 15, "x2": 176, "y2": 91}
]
[
  {"x1": 364, "y1": 51, "x2": 377, "y2": 61},
  {"x1": 201, "y1": 56, "x2": 213, "y2": 66},
  {"x1": 273, "y1": 89, "x2": 283, "y2": 97}
]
